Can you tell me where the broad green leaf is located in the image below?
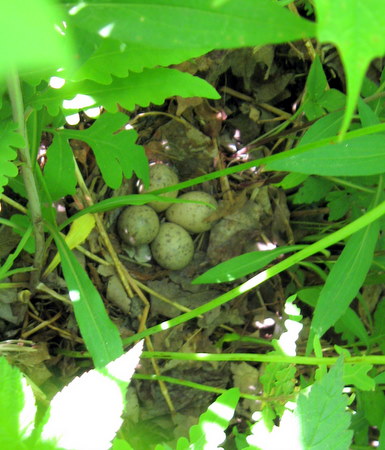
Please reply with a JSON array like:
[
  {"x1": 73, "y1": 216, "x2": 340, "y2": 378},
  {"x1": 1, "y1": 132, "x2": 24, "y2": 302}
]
[
  {"x1": 50, "y1": 227, "x2": 123, "y2": 367},
  {"x1": 0, "y1": 0, "x2": 72, "y2": 80},
  {"x1": 343, "y1": 364, "x2": 375, "y2": 391},
  {"x1": 192, "y1": 245, "x2": 304, "y2": 284},
  {"x1": 297, "y1": 358, "x2": 353, "y2": 449},
  {"x1": 265, "y1": 134, "x2": 385, "y2": 176},
  {"x1": 32, "y1": 68, "x2": 220, "y2": 116},
  {"x1": 59, "y1": 112, "x2": 148, "y2": 189},
  {"x1": 72, "y1": 37, "x2": 210, "y2": 84},
  {"x1": 42, "y1": 342, "x2": 143, "y2": 450},
  {"x1": 311, "y1": 221, "x2": 379, "y2": 338},
  {"x1": 0, "y1": 121, "x2": 23, "y2": 194},
  {"x1": 303, "y1": 56, "x2": 346, "y2": 121},
  {"x1": 67, "y1": 0, "x2": 315, "y2": 49},
  {"x1": 0, "y1": 357, "x2": 25, "y2": 442},
  {"x1": 44, "y1": 134, "x2": 77, "y2": 201},
  {"x1": 189, "y1": 388, "x2": 240, "y2": 448},
  {"x1": 314, "y1": 0, "x2": 385, "y2": 136}
]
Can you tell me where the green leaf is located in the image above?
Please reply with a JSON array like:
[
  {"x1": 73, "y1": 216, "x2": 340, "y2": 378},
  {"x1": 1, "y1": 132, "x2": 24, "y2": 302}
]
[
  {"x1": 67, "y1": 0, "x2": 315, "y2": 49},
  {"x1": 33, "y1": 68, "x2": 220, "y2": 115},
  {"x1": 0, "y1": 0, "x2": 72, "y2": 80},
  {"x1": 50, "y1": 227, "x2": 123, "y2": 367},
  {"x1": 0, "y1": 357, "x2": 25, "y2": 442},
  {"x1": 189, "y1": 388, "x2": 240, "y2": 448},
  {"x1": 44, "y1": 134, "x2": 77, "y2": 201},
  {"x1": 297, "y1": 358, "x2": 353, "y2": 449},
  {"x1": 59, "y1": 112, "x2": 148, "y2": 189},
  {"x1": 192, "y1": 245, "x2": 304, "y2": 284},
  {"x1": 311, "y1": 221, "x2": 379, "y2": 338},
  {"x1": 265, "y1": 134, "x2": 385, "y2": 176},
  {"x1": 0, "y1": 121, "x2": 23, "y2": 194},
  {"x1": 71, "y1": 37, "x2": 210, "y2": 84},
  {"x1": 343, "y1": 364, "x2": 375, "y2": 391},
  {"x1": 42, "y1": 342, "x2": 143, "y2": 450},
  {"x1": 314, "y1": 0, "x2": 385, "y2": 135},
  {"x1": 292, "y1": 176, "x2": 333, "y2": 204}
]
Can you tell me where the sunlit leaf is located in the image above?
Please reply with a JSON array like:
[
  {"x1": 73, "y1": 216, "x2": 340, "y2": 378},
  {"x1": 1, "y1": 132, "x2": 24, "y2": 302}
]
[
  {"x1": 0, "y1": 0, "x2": 72, "y2": 80},
  {"x1": 42, "y1": 342, "x2": 143, "y2": 450},
  {"x1": 67, "y1": 0, "x2": 315, "y2": 49},
  {"x1": 0, "y1": 121, "x2": 23, "y2": 194},
  {"x1": 59, "y1": 112, "x2": 149, "y2": 189},
  {"x1": 314, "y1": 0, "x2": 385, "y2": 135}
]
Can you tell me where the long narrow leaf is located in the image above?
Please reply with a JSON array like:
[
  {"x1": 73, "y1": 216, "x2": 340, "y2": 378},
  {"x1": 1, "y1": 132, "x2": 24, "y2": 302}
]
[
  {"x1": 192, "y1": 245, "x2": 305, "y2": 284},
  {"x1": 265, "y1": 134, "x2": 385, "y2": 176},
  {"x1": 311, "y1": 221, "x2": 379, "y2": 338},
  {"x1": 50, "y1": 227, "x2": 123, "y2": 367}
]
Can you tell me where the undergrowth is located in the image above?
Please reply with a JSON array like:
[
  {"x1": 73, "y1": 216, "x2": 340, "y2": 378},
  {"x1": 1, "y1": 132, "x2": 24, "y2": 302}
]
[{"x1": 1, "y1": 0, "x2": 385, "y2": 449}]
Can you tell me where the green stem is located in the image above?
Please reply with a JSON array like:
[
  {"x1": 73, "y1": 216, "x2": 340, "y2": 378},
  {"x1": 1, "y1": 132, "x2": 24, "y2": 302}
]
[
  {"x1": 141, "y1": 351, "x2": 385, "y2": 366},
  {"x1": 6, "y1": 69, "x2": 45, "y2": 289},
  {"x1": 123, "y1": 197, "x2": 385, "y2": 346}
]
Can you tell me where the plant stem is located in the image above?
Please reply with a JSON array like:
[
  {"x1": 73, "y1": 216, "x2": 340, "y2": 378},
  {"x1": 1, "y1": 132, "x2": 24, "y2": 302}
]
[{"x1": 7, "y1": 69, "x2": 45, "y2": 289}]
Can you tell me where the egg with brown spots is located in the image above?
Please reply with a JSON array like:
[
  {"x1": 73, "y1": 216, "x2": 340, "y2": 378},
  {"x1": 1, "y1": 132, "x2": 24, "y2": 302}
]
[
  {"x1": 151, "y1": 222, "x2": 194, "y2": 270},
  {"x1": 117, "y1": 205, "x2": 159, "y2": 246}
]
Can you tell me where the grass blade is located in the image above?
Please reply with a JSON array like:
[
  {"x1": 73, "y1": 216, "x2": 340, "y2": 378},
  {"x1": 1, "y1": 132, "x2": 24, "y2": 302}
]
[{"x1": 50, "y1": 226, "x2": 123, "y2": 367}]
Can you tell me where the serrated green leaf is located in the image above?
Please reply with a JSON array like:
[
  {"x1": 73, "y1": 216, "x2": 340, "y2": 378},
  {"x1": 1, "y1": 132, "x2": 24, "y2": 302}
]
[
  {"x1": 44, "y1": 134, "x2": 76, "y2": 201},
  {"x1": 67, "y1": 0, "x2": 315, "y2": 50},
  {"x1": 314, "y1": 0, "x2": 385, "y2": 136},
  {"x1": 0, "y1": 121, "x2": 23, "y2": 194},
  {"x1": 311, "y1": 221, "x2": 379, "y2": 338},
  {"x1": 33, "y1": 68, "x2": 220, "y2": 115},
  {"x1": 59, "y1": 112, "x2": 148, "y2": 189},
  {"x1": 189, "y1": 388, "x2": 240, "y2": 448},
  {"x1": 72, "y1": 37, "x2": 210, "y2": 84},
  {"x1": 0, "y1": 357, "x2": 24, "y2": 441},
  {"x1": 50, "y1": 227, "x2": 123, "y2": 367},
  {"x1": 297, "y1": 358, "x2": 353, "y2": 449},
  {"x1": 265, "y1": 134, "x2": 385, "y2": 176},
  {"x1": 0, "y1": 0, "x2": 72, "y2": 82},
  {"x1": 193, "y1": 245, "x2": 304, "y2": 284},
  {"x1": 42, "y1": 342, "x2": 143, "y2": 450}
]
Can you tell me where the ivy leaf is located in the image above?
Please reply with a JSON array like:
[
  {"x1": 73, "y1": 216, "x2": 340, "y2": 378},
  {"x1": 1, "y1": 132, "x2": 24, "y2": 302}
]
[
  {"x1": 66, "y1": 0, "x2": 315, "y2": 50},
  {"x1": 0, "y1": 121, "x2": 23, "y2": 194},
  {"x1": 59, "y1": 112, "x2": 148, "y2": 189},
  {"x1": 314, "y1": 0, "x2": 385, "y2": 135},
  {"x1": 71, "y1": 37, "x2": 210, "y2": 84},
  {"x1": 296, "y1": 358, "x2": 353, "y2": 449},
  {"x1": 44, "y1": 134, "x2": 77, "y2": 201},
  {"x1": 0, "y1": 0, "x2": 72, "y2": 81},
  {"x1": 31, "y1": 68, "x2": 220, "y2": 116}
]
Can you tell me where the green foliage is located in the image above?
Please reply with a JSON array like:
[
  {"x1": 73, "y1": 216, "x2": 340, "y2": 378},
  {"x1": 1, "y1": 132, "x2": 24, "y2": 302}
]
[
  {"x1": 0, "y1": 121, "x2": 24, "y2": 194},
  {"x1": 0, "y1": 343, "x2": 143, "y2": 449},
  {"x1": 1, "y1": 0, "x2": 385, "y2": 448}
]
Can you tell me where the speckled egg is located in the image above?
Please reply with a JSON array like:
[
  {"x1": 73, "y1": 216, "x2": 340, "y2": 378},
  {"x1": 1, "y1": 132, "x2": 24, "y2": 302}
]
[
  {"x1": 166, "y1": 191, "x2": 217, "y2": 233},
  {"x1": 151, "y1": 222, "x2": 194, "y2": 270},
  {"x1": 117, "y1": 205, "x2": 159, "y2": 246},
  {"x1": 140, "y1": 163, "x2": 179, "y2": 212}
]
